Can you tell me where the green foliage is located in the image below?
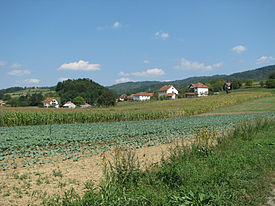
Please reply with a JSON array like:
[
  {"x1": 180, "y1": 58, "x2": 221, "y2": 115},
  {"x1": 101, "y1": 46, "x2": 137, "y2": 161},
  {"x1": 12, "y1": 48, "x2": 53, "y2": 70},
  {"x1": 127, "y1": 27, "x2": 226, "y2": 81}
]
[
  {"x1": 73, "y1": 96, "x2": 86, "y2": 106},
  {"x1": 260, "y1": 80, "x2": 264, "y2": 88},
  {"x1": 0, "y1": 87, "x2": 23, "y2": 99},
  {"x1": 207, "y1": 78, "x2": 226, "y2": 92},
  {"x1": 244, "y1": 79, "x2": 253, "y2": 86},
  {"x1": 266, "y1": 79, "x2": 275, "y2": 88},
  {"x1": 268, "y1": 72, "x2": 275, "y2": 79},
  {"x1": 56, "y1": 78, "x2": 116, "y2": 106},
  {"x1": 232, "y1": 78, "x2": 242, "y2": 89},
  {"x1": 29, "y1": 93, "x2": 44, "y2": 106}
]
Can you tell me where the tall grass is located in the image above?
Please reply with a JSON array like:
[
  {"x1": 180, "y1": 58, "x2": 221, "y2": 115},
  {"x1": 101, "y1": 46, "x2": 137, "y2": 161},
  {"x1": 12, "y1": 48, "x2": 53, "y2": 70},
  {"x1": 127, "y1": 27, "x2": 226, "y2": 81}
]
[{"x1": 43, "y1": 117, "x2": 275, "y2": 205}]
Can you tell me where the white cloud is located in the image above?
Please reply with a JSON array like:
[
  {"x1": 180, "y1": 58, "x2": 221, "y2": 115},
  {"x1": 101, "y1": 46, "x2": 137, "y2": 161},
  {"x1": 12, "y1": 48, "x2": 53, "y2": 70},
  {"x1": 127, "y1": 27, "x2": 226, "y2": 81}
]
[
  {"x1": 175, "y1": 58, "x2": 223, "y2": 71},
  {"x1": 143, "y1": 60, "x2": 150, "y2": 64},
  {"x1": 256, "y1": 56, "x2": 275, "y2": 64},
  {"x1": 10, "y1": 63, "x2": 22, "y2": 68},
  {"x1": 132, "y1": 68, "x2": 165, "y2": 77},
  {"x1": 115, "y1": 77, "x2": 133, "y2": 84},
  {"x1": 23, "y1": 78, "x2": 40, "y2": 84},
  {"x1": 57, "y1": 60, "x2": 101, "y2": 71},
  {"x1": 118, "y1": 71, "x2": 130, "y2": 76},
  {"x1": 0, "y1": 61, "x2": 6, "y2": 67},
  {"x1": 113, "y1": 21, "x2": 120, "y2": 28},
  {"x1": 155, "y1": 31, "x2": 169, "y2": 40},
  {"x1": 8, "y1": 70, "x2": 31, "y2": 76},
  {"x1": 58, "y1": 77, "x2": 69, "y2": 82},
  {"x1": 232, "y1": 45, "x2": 246, "y2": 53}
]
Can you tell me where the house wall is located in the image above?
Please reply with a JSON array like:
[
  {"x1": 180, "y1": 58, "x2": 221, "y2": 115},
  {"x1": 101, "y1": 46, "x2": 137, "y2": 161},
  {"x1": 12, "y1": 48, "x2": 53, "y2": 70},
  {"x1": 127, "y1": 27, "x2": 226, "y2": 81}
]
[
  {"x1": 133, "y1": 95, "x2": 150, "y2": 101},
  {"x1": 158, "y1": 86, "x2": 178, "y2": 97},
  {"x1": 197, "y1": 88, "x2": 208, "y2": 96}
]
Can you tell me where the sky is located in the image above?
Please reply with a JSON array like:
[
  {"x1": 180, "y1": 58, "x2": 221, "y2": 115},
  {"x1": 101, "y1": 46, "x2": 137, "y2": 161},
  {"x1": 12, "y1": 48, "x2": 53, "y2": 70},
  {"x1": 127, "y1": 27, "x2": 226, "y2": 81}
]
[{"x1": 0, "y1": 0, "x2": 275, "y2": 89}]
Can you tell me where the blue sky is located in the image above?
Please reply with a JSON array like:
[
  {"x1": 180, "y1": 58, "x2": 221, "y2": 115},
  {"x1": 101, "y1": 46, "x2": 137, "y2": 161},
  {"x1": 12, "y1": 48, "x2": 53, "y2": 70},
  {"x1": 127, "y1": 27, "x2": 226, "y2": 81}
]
[{"x1": 0, "y1": 0, "x2": 275, "y2": 89}]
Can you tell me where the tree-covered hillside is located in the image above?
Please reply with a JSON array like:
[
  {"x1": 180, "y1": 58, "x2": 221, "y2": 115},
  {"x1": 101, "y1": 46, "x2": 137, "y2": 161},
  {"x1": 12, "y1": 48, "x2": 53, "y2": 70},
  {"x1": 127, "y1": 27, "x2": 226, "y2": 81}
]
[
  {"x1": 56, "y1": 78, "x2": 117, "y2": 106},
  {"x1": 109, "y1": 65, "x2": 275, "y2": 95}
]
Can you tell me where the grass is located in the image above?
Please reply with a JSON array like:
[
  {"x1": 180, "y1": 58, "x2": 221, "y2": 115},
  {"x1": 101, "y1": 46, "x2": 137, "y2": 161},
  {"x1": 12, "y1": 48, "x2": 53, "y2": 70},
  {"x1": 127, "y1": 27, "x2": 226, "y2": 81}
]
[
  {"x1": 44, "y1": 117, "x2": 275, "y2": 205},
  {"x1": 212, "y1": 95, "x2": 275, "y2": 113}
]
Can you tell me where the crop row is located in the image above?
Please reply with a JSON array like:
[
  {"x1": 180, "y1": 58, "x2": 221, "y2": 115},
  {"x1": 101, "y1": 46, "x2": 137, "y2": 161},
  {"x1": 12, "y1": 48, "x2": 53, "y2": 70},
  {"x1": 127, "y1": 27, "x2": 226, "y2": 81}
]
[
  {"x1": 0, "y1": 92, "x2": 271, "y2": 127},
  {"x1": 0, "y1": 112, "x2": 274, "y2": 170}
]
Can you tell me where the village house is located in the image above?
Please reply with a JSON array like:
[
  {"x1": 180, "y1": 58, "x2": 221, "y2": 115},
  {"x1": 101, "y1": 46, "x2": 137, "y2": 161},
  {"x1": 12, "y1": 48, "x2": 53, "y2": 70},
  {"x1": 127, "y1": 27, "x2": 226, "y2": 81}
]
[
  {"x1": 0, "y1": 100, "x2": 8, "y2": 106},
  {"x1": 133, "y1": 92, "x2": 154, "y2": 101},
  {"x1": 43, "y1": 97, "x2": 59, "y2": 108},
  {"x1": 224, "y1": 82, "x2": 232, "y2": 90},
  {"x1": 158, "y1": 85, "x2": 178, "y2": 99},
  {"x1": 127, "y1": 94, "x2": 135, "y2": 101},
  {"x1": 63, "y1": 101, "x2": 76, "y2": 108},
  {"x1": 119, "y1": 94, "x2": 127, "y2": 101},
  {"x1": 189, "y1": 82, "x2": 209, "y2": 97}
]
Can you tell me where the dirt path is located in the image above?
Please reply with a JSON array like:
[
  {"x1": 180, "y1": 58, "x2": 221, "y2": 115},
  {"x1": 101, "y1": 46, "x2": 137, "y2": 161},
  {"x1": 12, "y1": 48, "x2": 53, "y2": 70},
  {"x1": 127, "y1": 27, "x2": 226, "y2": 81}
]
[{"x1": 0, "y1": 138, "x2": 190, "y2": 206}]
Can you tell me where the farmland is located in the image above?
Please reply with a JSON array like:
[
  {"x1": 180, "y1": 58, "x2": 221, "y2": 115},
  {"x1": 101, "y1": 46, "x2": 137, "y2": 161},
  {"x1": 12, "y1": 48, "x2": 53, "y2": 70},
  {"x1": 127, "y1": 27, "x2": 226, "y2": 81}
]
[{"x1": 0, "y1": 91, "x2": 271, "y2": 127}]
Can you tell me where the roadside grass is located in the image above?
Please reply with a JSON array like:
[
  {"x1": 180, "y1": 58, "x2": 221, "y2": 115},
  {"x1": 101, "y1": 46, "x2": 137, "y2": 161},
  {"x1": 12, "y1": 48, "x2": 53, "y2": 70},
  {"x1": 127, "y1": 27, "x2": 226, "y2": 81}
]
[
  {"x1": 44, "y1": 117, "x2": 275, "y2": 205},
  {"x1": 211, "y1": 95, "x2": 275, "y2": 113}
]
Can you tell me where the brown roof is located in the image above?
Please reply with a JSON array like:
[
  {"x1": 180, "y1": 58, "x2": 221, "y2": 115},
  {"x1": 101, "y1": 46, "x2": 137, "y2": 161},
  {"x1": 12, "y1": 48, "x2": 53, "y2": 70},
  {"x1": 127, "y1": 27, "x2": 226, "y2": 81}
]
[
  {"x1": 44, "y1": 97, "x2": 56, "y2": 103},
  {"x1": 191, "y1": 82, "x2": 208, "y2": 88},
  {"x1": 0, "y1": 101, "x2": 8, "y2": 104},
  {"x1": 167, "y1": 93, "x2": 175, "y2": 97},
  {"x1": 158, "y1": 85, "x2": 173, "y2": 92},
  {"x1": 133, "y1": 92, "x2": 154, "y2": 97},
  {"x1": 119, "y1": 94, "x2": 127, "y2": 99}
]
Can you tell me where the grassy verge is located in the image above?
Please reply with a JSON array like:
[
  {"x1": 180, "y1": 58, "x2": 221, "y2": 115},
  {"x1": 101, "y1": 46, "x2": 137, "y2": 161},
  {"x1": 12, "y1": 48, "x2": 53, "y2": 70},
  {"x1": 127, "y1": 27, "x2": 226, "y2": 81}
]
[{"x1": 44, "y1": 118, "x2": 275, "y2": 205}]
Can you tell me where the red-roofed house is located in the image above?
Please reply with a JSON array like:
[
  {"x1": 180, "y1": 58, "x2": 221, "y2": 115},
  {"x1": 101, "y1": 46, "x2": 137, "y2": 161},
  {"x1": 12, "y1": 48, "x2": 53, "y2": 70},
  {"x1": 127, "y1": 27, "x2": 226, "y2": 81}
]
[
  {"x1": 80, "y1": 103, "x2": 92, "y2": 108},
  {"x1": 189, "y1": 82, "x2": 209, "y2": 97},
  {"x1": 43, "y1": 97, "x2": 59, "y2": 108},
  {"x1": 119, "y1": 94, "x2": 127, "y2": 101},
  {"x1": 158, "y1": 85, "x2": 178, "y2": 99},
  {"x1": 133, "y1": 92, "x2": 154, "y2": 101},
  {"x1": 224, "y1": 82, "x2": 232, "y2": 90},
  {"x1": 0, "y1": 101, "x2": 8, "y2": 106}
]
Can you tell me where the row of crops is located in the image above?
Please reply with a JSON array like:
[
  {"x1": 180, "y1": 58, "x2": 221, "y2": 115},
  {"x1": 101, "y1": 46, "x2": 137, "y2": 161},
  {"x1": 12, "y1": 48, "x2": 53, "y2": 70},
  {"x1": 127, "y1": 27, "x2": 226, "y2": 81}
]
[
  {"x1": 0, "y1": 92, "x2": 271, "y2": 127},
  {"x1": 1, "y1": 112, "x2": 275, "y2": 170}
]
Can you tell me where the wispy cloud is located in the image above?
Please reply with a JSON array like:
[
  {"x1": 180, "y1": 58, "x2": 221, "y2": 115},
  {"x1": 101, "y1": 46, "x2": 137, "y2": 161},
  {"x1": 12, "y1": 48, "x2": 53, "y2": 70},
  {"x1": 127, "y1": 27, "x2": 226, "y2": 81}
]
[
  {"x1": 155, "y1": 31, "x2": 169, "y2": 40},
  {"x1": 98, "y1": 21, "x2": 122, "y2": 30},
  {"x1": 256, "y1": 56, "x2": 275, "y2": 64},
  {"x1": 175, "y1": 57, "x2": 223, "y2": 71},
  {"x1": 115, "y1": 77, "x2": 134, "y2": 84},
  {"x1": 0, "y1": 61, "x2": 6, "y2": 67},
  {"x1": 132, "y1": 68, "x2": 165, "y2": 77},
  {"x1": 143, "y1": 60, "x2": 150, "y2": 64},
  {"x1": 23, "y1": 78, "x2": 40, "y2": 84},
  {"x1": 119, "y1": 68, "x2": 165, "y2": 78},
  {"x1": 232, "y1": 45, "x2": 246, "y2": 53},
  {"x1": 58, "y1": 77, "x2": 69, "y2": 82},
  {"x1": 57, "y1": 60, "x2": 101, "y2": 71},
  {"x1": 8, "y1": 70, "x2": 31, "y2": 76},
  {"x1": 10, "y1": 63, "x2": 22, "y2": 68}
]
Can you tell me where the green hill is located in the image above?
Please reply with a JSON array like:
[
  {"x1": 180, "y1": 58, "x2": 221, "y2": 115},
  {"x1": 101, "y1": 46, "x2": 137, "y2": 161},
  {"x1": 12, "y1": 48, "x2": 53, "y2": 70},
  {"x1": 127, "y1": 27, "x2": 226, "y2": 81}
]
[{"x1": 109, "y1": 65, "x2": 275, "y2": 95}]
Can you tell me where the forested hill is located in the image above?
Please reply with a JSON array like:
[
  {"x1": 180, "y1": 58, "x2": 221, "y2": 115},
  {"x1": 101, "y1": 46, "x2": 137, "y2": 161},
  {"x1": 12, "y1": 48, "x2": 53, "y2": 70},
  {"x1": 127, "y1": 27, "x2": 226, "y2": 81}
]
[{"x1": 109, "y1": 65, "x2": 275, "y2": 95}]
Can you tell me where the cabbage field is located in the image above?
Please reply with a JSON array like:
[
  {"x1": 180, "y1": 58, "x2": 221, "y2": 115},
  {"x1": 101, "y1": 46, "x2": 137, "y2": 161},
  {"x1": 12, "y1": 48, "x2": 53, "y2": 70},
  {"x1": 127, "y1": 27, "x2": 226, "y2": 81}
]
[{"x1": 1, "y1": 112, "x2": 275, "y2": 171}]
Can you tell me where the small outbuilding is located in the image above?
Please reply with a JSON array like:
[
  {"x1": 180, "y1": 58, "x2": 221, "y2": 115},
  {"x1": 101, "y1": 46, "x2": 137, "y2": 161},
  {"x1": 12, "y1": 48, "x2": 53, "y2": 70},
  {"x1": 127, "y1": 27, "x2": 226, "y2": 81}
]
[
  {"x1": 63, "y1": 101, "x2": 76, "y2": 109},
  {"x1": 80, "y1": 103, "x2": 92, "y2": 108},
  {"x1": 133, "y1": 92, "x2": 154, "y2": 101}
]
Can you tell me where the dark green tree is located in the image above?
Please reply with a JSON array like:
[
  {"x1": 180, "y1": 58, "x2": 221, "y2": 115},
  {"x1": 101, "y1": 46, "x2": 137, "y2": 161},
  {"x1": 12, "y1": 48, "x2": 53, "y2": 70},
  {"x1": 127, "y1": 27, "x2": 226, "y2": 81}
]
[
  {"x1": 73, "y1": 96, "x2": 86, "y2": 106},
  {"x1": 232, "y1": 79, "x2": 242, "y2": 89},
  {"x1": 269, "y1": 72, "x2": 275, "y2": 79},
  {"x1": 29, "y1": 93, "x2": 44, "y2": 106},
  {"x1": 244, "y1": 79, "x2": 253, "y2": 86},
  {"x1": 259, "y1": 80, "x2": 264, "y2": 88}
]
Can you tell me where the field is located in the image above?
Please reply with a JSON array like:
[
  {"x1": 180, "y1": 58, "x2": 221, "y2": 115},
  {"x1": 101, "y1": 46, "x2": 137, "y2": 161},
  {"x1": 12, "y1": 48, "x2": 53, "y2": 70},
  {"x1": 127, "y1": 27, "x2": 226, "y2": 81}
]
[
  {"x1": 0, "y1": 89, "x2": 275, "y2": 205},
  {"x1": 0, "y1": 91, "x2": 271, "y2": 127}
]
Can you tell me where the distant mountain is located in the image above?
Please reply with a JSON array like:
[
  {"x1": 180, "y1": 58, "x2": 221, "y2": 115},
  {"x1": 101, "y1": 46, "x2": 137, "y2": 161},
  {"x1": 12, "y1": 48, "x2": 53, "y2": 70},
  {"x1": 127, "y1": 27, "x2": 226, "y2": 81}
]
[{"x1": 109, "y1": 65, "x2": 275, "y2": 95}]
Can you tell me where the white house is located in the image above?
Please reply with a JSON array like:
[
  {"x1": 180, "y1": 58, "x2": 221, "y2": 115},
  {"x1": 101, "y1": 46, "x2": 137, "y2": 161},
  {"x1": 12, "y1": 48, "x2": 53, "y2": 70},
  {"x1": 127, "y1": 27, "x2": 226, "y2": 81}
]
[
  {"x1": 133, "y1": 92, "x2": 154, "y2": 101},
  {"x1": 63, "y1": 101, "x2": 76, "y2": 108},
  {"x1": 158, "y1": 85, "x2": 178, "y2": 99},
  {"x1": 80, "y1": 103, "x2": 92, "y2": 108},
  {"x1": 43, "y1": 97, "x2": 59, "y2": 108},
  {"x1": 189, "y1": 82, "x2": 209, "y2": 97}
]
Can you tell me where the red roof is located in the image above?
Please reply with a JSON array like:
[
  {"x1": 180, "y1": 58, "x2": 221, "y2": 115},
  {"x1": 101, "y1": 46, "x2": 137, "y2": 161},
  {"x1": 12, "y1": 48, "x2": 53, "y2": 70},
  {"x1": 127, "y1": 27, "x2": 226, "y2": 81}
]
[
  {"x1": 0, "y1": 101, "x2": 8, "y2": 104},
  {"x1": 65, "y1": 101, "x2": 73, "y2": 104},
  {"x1": 44, "y1": 97, "x2": 56, "y2": 103},
  {"x1": 191, "y1": 82, "x2": 208, "y2": 88},
  {"x1": 133, "y1": 92, "x2": 154, "y2": 97},
  {"x1": 158, "y1": 85, "x2": 173, "y2": 92},
  {"x1": 226, "y1": 82, "x2": 231, "y2": 86},
  {"x1": 119, "y1": 94, "x2": 127, "y2": 99}
]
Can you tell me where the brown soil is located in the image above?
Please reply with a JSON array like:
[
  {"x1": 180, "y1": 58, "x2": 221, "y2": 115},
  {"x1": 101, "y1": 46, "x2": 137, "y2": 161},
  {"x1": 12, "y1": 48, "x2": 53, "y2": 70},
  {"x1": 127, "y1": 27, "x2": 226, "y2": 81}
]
[{"x1": 0, "y1": 138, "x2": 192, "y2": 206}]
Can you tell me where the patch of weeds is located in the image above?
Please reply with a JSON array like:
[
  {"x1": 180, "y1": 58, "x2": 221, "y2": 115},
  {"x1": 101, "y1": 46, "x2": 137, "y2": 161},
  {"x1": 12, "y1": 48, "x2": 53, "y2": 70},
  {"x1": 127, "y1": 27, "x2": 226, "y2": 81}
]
[
  {"x1": 58, "y1": 181, "x2": 67, "y2": 189},
  {"x1": 19, "y1": 173, "x2": 29, "y2": 181},
  {"x1": 36, "y1": 177, "x2": 43, "y2": 186},
  {"x1": 12, "y1": 186, "x2": 22, "y2": 198},
  {"x1": 52, "y1": 169, "x2": 63, "y2": 178}
]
